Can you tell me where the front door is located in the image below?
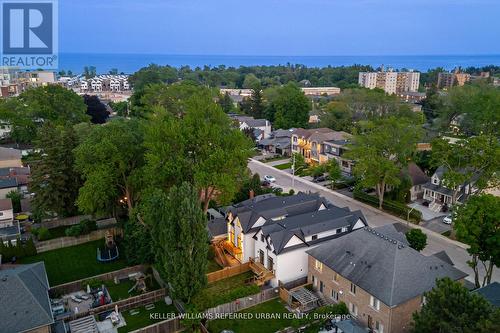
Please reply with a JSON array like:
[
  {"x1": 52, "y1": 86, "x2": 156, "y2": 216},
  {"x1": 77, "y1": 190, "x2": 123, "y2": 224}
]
[
  {"x1": 368, "y1": 315, "x2": 373, "y2": 329},
  {"x1": 319, "y1": 281, "x2": 324, "y2": 293}
]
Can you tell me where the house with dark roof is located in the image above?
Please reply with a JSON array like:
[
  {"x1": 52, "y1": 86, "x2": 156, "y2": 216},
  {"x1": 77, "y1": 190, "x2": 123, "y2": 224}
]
[
  {"x1": 0, "y1": 262, "x2": 54, "y2": 333},
  {"x1": 403, "y1": 162, "x2": 430, "y2": 201},
  {"x1": 473, "y1": 282, "x2": 500, "y2": 308},
  {"x1": 230, "y1": 115, "x2": 272, "y2": 140},
  {"x1": 306, "y1": 224, "x2": 467, "y2": 333},
  {"x1": 224, "y1": 193, "x2": 367, "y2": 287},
  {"x1": 258, "y1": 129, "x2": 293, "y2": 156},
  {"x1": 0, "y1": 177, "x2": 18, "y2": 199},
  {"x1": 422, "y1": 166, "x2": 478, "y2": 212}
]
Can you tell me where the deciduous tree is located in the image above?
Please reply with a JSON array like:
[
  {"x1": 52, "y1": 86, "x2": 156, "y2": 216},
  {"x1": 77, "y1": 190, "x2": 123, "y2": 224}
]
[{"x1": 405, "y1": 229, "x2": 427, "y2": 252}]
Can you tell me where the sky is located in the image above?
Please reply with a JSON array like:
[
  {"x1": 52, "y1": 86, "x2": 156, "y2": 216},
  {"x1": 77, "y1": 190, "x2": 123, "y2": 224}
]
[{"x1": 59, "y1": 0, "x2": 500, "y2": 56}]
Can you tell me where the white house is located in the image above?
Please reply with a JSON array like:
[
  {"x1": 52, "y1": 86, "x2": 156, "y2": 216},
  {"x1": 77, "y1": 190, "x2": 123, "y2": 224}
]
[
  {"x1": 224, "y1": 193, "x2": 367, "y2": 287},
  {"x1": 230, "y1": 115, "x2": 272, "y2": 139},
  {"x1": 0, "y1": 198, "x2": 14, "y2": 229}
]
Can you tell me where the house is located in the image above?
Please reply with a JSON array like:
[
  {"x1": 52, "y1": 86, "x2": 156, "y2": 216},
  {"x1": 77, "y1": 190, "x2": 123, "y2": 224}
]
[
  {"x1": 0, "y1": 178, "x2": 18, "y2": 199},
  {"x1": 422, "y1": 166, "x2": 477, "y2": 211},
  {"x1": 258, "y1": 129, "x2": 293, "y2": 156},
  {"x1": 230, "y1": 115, "x2": 272, "y2": 139},
  {"x1": 0, "y1": 166, "x2": 30, "y2": 194},
  {"x1": 0, "y1": 198, "x2": 14, "y2": 229},
  {"x1": 291, "y1": 128, "x2": 354, "y2": 176},
  {"x1": 404, "y1": 163, "x2": 430, "y2": 201},
  {"x1": 0, "y1": 147, "x2": 22, "y2": 168},
  {"x1": 306, "y1": 224, "x2": 467, "y2": 333},
  {"x1": 473, "y1": 282, "x2": 500, "y2": 308},
  {"x1": 223, "y1": 193, "x2": 367, "y2": 287},
  {"x1": 0, "y1": 263, "x2": 54, "y2": 333}
]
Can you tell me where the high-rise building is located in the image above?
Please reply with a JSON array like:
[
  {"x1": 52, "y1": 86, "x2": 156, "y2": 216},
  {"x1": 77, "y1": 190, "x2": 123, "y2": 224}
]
[
  {"x1": 358, "y1": 68, "x2": 420, "y2": 94},
  {"x1": 437, "y1": 68, "x2": 471, "y2": 89}
]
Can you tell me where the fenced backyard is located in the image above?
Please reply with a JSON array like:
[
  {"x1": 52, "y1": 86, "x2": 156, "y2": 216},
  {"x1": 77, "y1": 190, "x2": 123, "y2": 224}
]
[
  {"x1": 204, "y1": 287, "x2": 279, "y2": 316},
  {"x1": 206, "y1": 262, "x2": 251, "y2": 283},
  {"x1": 36, "y1": 227, "x2": 123, "y2": 252}
]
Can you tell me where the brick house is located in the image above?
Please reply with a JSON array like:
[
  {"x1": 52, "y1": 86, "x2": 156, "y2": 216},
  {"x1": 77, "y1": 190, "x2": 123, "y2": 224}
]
[{"x1": 306, "y1": 224, "x2": 467, "y2": 333}]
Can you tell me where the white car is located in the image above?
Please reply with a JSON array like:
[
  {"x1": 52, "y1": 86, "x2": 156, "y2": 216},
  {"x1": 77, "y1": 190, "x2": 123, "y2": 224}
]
[
  {"x1": 264, "y1": 175, "x2": 276, "y2": 183},
  {"x1": 443, "y1": 215, "x2": 453, "y2": 224}
]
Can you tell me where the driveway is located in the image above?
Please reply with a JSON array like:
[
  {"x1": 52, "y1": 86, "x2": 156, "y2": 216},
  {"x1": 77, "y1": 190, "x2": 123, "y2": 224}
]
[
  {"x1": 248, "y1": 158, "x2": 499, "y2": 284},
  {"x1": 421, "y1": 217, "x2": 452, "y2": 234}
]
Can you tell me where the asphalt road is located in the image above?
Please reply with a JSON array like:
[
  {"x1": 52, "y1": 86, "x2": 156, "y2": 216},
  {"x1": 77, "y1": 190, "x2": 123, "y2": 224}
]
[{"x1": 249, "y1": 158, "x2": 499, "y2": 284}]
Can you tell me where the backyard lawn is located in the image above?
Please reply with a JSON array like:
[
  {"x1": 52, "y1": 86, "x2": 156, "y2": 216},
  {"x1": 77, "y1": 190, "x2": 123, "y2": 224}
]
[
  {"x1": 105, "y1": 276, "x2": 161, "y2": 301},
  {"x1": 207, "y1": 299, "x2": 291, "y2": 333},
  {"x1": 117, "y1": 301, "x2": 178, "y2": 333},
  {"x1": 206, "y1": 259, "x2": 222, "y2": 273},
  {"x1": 19, "y1": 239, "x2": 128, "y2": 286},
  {"x1": 192, "y1": 271, "x2": 260, "y2": 310}
]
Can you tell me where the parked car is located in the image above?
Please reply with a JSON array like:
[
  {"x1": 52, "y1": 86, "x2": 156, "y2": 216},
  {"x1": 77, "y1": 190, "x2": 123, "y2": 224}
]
[
  {"x1": 313, "y1": 175, "x2": 327, "y2": 183},
  {"x1": 443, "y1": 215, "x2": 453, "y2": 224},
  {"x1": 422, "y1": 201, "x2": 430, "y2": 207},
  {"x1": 261, "y1": 180, "x2": 271, "y2": 188},
  {"x1": 348, "y1": 186, "x2": 355, "y2": 192},
  {"x1": 264, "y1": 175, "x2": 276, "y2": 183}
]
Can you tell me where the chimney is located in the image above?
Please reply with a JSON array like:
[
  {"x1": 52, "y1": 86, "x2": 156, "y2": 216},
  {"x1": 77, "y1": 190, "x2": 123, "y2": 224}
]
[{"x1": 249, "y1": 189, "x2": 255, "y2": 199}]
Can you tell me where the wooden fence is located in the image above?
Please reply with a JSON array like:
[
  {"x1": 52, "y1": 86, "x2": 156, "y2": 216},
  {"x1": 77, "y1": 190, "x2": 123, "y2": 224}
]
[
  {"x1": 36, "y1": 227, "x2": 123, "y2": 252},
  {"x1": 50, "y1": 265, "x2": 147, "y2": 295},
  {"x1": 129, "y1": 317, "x2": 183, "y2": 333},
  {"x1": 206, "y1": 262, "x2": 251, "y2": 283},
  {"x1": 204, "y1": 287, "x2": 279, "y2": 316},
  {"x1": 42, "y1": 215, "x2": 92, "y2": 229},
  {"x1": 69, "y1": 288, "x2": 167, "y2": 322}
]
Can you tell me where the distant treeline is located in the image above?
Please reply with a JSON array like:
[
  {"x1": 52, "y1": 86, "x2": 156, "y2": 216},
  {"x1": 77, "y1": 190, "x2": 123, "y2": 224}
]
[{"x1": 129, "y1": 64, "x2": 500, "y2": 91}]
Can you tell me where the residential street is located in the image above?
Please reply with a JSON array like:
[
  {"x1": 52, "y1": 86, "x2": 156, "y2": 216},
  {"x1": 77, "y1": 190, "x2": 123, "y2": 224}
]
[{"x1": 248, "y1": 158, "x2": 500, "y2": 284}]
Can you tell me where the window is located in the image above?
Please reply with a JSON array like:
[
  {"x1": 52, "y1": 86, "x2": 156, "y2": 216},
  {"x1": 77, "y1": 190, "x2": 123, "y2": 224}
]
[
  {"x1": 349, "y1": 302, "x2": 358, "y2": 316},
  {"x1": 267, "y1": 257, "x2": 274, "y2": 271},
  {"x1": 335, "y1": 228, "x2": 342, "y2": 234},
  {"x1": 333, "y1": 272, "x2": 339, "y2": 283},
  {"x1": 350, "y1": 283, "x2": 356, "y2": 295},
  {"x1": 370, "y1": 296, "x2": 380, "y2": 310},
  {"x1": 342, "y1": 160, "x2": 349, "y2": 168},
  {"x1": 314, "y1": 259, "x2": 323, "y2": 272},
  {"x1": 421, "y1": 295, "x2": 427, "y2": 306},
  {"x1": 331, "y1": 290, "x2": 339, "y2": 301},
  {"x1": 311, "y1": 235, "x2": 318, "y2": 241},
  {"x1": 319, "y1": 281, "x2": 324, "y2": 293},
  {"x1": 342, "y1": 227, "x2": 348, "y2": 233},
  {"x1": 375, "y1": 321, "x2": 384, "y2": 333},
  {"x1": 261, "y1": 234, "x2": 265, "y2": 242}
]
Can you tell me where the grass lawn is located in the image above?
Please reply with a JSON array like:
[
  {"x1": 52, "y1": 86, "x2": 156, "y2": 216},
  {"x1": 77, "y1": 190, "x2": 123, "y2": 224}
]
[
  {"x1": 192, "y1": 271, "x2": 260, "y2": 310},
  {"x1": 263, "y1": 156, "x2": 289, "y2": 163},
  {"x1": 207, "y1": 299, "x2": 291, "y2": 333},
  {"x1": 105, "y1": 277, "x2": 161, "y2": 301},
  {"x1": 274, "y1": 162, "x2": 292, "y2": 170},
  {"x1": 19, "y1": 239, "x2": 128, "y2": 286},
  {"x1": 206, "y1": 258, "x2": 222, "y2": 273},
  {"x1": 117, "y1": 301, "x2": 178, "y2": 333}
]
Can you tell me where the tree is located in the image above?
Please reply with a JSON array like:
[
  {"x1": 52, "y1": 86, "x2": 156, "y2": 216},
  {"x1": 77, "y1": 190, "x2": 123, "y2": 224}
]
[
  {"x1": 6, "y1": 190, "x2": 22, "y2": 213},
  {"x1": 266, "y1": 83, "x2": 310, "y2": 128},
  {"x1": 454, "y1": 194, "x2": 500, "y2": 287},
  {"x1": 346, "y1": 117, "x2": 423, "y2": 209},
  {"x1": 412, "y1": 278, "x2": 500, "y2": 333},
  {"x1": 291, "y1": 153, "x2": 308, "y2": 176},
  {"x1": 217, "y1": 92, "x2": 234, "y2": 113},
  {"x1": 248, "y1": 88, "x2": 265, "y2": 119},
  {"x1": 143, "y1": 183, "x2": 208, "y2": 303},
  {"x1": 74, "y1": 119, "x2": 144, "y2": 217},
  {"x1": 143, "y1": 87, "x2": 253, "y2": 212},
  {"x1": 83, "y1": 66, "x2": 97, "y2": 79},
  {"x1": 0, "y1": 85, "x2": 89, "y2": 143},
  {"x1": 405, "y1": 229, "x2": 427, "y2": 252},
  {"x1": 83, "y1": 95, "x2": 110, "y2": 124},
  {"x1": 30, "y1": 123, "x2": 81, "y2": 218},
  {"x1": 242, "y1": 73, "x2": 261, "y2": 89},
  {"x1": 123, "y1": 213, "x2": 154, "y2": 265},
  {"x1": 326, "y1": 159, "x2": 343, "y2": 187},
  {"x1": 109, "y1": 101, "x2": 128, "y2": 117}
]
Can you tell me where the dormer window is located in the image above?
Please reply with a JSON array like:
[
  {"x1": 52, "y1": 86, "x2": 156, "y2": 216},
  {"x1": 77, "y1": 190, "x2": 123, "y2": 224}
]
[{"x1": 311, "y1": 235, "x2": 318, "y2": 241}]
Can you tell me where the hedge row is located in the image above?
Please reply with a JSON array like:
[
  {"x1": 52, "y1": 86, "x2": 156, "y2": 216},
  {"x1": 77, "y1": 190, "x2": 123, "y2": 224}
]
[
  {"x1": 353, "y1": 190, "x2": 422, "y2": 223},
  {"x1": 0, "y1": 238, "x2": 37, "y2": 263}
]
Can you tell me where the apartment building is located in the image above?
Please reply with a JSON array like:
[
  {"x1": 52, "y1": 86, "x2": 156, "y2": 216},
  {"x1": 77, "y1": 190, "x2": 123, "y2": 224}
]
[
  {"x1": 223, "y1": 193, "x2": 367, "y2": 287},
  {"x1": 307, "y1": 224, "x2": 467, "y2": 333},
  {"x1": 291, "y1": 128, "x2": 354, "y2": 176},
  {"x1": 437, "y1": 69, "x2": 471, "y2": 89},
  {"x1": 358, "y1": 69, "x2": 420, "y2": 94},
  {"x1": 0, "y1": 67, "x2": 56, "y2": 97}
]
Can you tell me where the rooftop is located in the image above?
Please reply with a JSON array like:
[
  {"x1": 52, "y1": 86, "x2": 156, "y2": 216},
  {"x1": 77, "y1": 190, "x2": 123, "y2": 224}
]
[
  {"x1": 473, "y1": 282, "x2": 500, "y2": 308},
  {"x1": 0, "y1": 147, "x2": 21, "y2": 161},
  {"x1": 307, "y1": 224, "x2": 467, "y2": 307}
]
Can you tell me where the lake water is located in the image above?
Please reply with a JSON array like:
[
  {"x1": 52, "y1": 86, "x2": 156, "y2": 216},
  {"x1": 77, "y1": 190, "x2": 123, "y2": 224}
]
[{"x1": 58, "y1": 53, "x2": 500, "y2": 74}]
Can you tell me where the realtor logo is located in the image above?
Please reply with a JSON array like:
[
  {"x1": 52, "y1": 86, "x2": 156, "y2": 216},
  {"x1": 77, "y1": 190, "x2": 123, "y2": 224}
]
[{"x1": 1, "y1": 0, "x2": 58, "y2": 69}]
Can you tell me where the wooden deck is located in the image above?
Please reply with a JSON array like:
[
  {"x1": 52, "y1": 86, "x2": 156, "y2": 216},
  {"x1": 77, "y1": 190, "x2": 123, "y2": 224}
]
[{"x1": 249, "y1": 257, "x2": 275, "y2": 286}]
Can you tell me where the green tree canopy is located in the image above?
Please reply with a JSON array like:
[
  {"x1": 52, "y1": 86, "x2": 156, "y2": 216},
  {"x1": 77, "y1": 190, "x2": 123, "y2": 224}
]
[
  {"x1": 265, "y1": 83, "x2": 310, "y2": 128},
  {"x1": 142, "y1": 183, "x2": 208, "y2": 303},
  {"x1": 412, "y1": 278, "x2": 500, "y2": 333},
  {"x1": 454, "y1": 194, "x2": 500, "y2": 287},
  {"x1": 405, "y1": 229, "x2": 427, "y2": 252},
  {"x1": 74, "y1": 119, "x2": 144, "y2": 217}
]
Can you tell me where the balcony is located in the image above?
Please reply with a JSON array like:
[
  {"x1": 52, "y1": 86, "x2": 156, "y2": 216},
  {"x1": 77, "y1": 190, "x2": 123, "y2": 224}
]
[{"x1": 222, "y1": 240, "x2": 242, "y2": 257}]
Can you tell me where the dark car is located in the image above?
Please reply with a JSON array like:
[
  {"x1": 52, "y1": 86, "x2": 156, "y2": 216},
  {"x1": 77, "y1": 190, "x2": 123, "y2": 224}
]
[
  {"x1": 348, "y1": 186, "x2": 355, "y2": 192},
  {"x1": 261, "y1": 181, "x2": 271, "y2": 188},
  {"x1": 313, "y1": 175, "x2": 328, "y2": 183},
  {"x1": 422, "y1": 201, "x2": 430, "y2": 207}
]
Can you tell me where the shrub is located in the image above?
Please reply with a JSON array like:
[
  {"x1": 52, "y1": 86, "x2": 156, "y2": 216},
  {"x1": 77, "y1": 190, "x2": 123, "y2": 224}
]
[
  {"x1": 353, "y1": 190, "x2": 422, "y2": 222},
  {"x1": 37, "y1": 227, "x2": 52, "y2": 241},
  {"x1": 65, "y1": 219, "x2": 98, "y2": 237},
  {"x1": 406, "y1": 229, "x2": 427, "y2": 251},
  {"x1": 0, "y1": 238, "x2": 37, "y2": 262}
]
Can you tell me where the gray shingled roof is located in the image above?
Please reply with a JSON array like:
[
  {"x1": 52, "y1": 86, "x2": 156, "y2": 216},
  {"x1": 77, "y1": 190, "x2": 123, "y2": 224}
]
[
  {"x1": 207, "y1": 217, "x2": 227, "y2": 238},
  {"x1": 261, "y1": 206, "x2": 367, "y2": 255},
  {"x1": 473, "y1": 282, "x2": 500, "y2": 307},
  {"x1": 0, "y1": 178, "x2": 17, "y2": 189},
  {"x1": 306, "y1": 224, "x2": 467, "y2": 307},
  {"x1": 0, "y1": 147, "x2": 22, "y2": 161},
  {"x1": 0, "y1": 263, "x2": 54, "y2": 332},
  {"x1": 229, "y1": 193, "x2": 328, "y2": 233}
]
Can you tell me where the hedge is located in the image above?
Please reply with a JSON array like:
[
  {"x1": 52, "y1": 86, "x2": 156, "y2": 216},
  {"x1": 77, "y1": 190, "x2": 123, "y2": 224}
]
[
  {"x1": 0, "y1": 238, "x2": 37, "y2": 263},
  {"x1": 353, "y1": 190, "x2": 422, "y2": 223}
]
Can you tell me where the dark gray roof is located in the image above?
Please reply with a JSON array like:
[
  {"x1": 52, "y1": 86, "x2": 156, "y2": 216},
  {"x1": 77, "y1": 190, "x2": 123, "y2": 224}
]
[
  {"x1": 0, "y1": 198, "x2": 12, "y2": 211},
  {"x1": 207, "y1": 217, "x2": 227, "y2": 238},
  {"x1": 473, "y1": 282, "x2": 500, "y2": 307},
  {"x1": 0, "y1": 147, "x2": 21, "y2": 161},
  {"x1": 0, "y1": 178, "x2": 17, "y2": 189},
  {"x1": 306, "y1": 224, "x2": 467, "y2": 307},
  {"x1": 422, "y1": 182, "x2": 455, "y2": 197},
  {"x1": 405, "y1": 162, "x2": 430, "y2": 186},
  {"x1": 229, "y1": 193, "x2": 328, "y2": 233},
  {"x1": 334, "y1": 319, "x2": 367, "y2": 333},
  {"x1": 0, "y1": 263, "x2": 54, "y2": 332},
  {"x1": 261, "y1": 206, "x2": 367, "y2": 255},
  {"x1": 432, "y1": 250, "x2": 454, "y2": 266}
]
